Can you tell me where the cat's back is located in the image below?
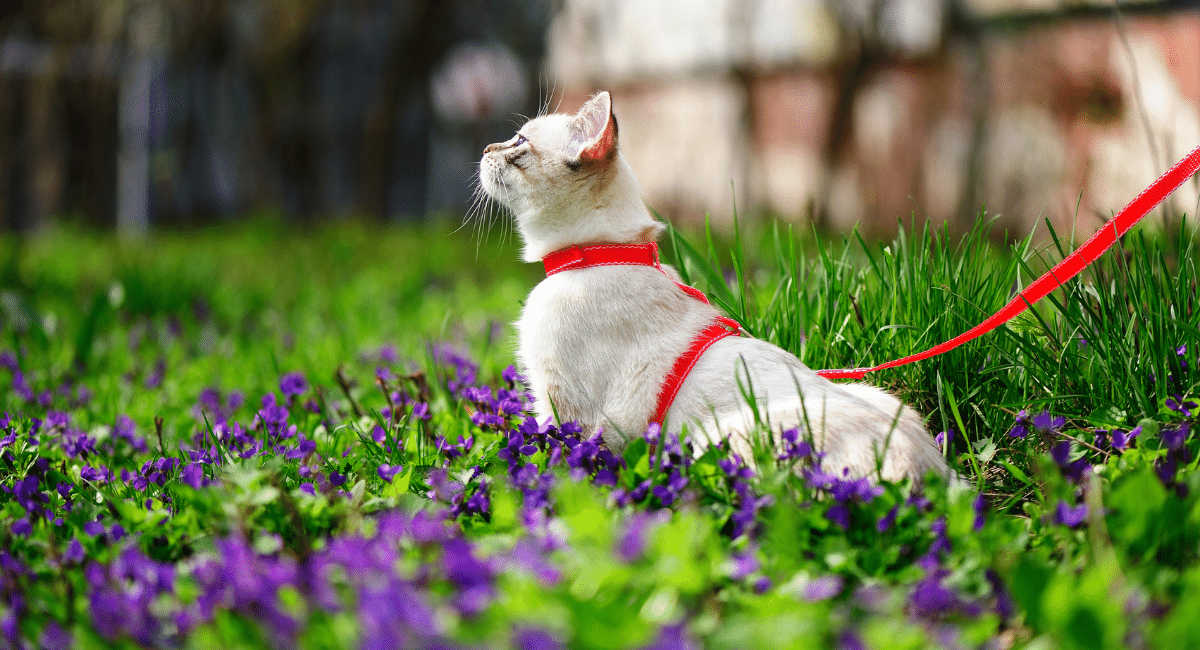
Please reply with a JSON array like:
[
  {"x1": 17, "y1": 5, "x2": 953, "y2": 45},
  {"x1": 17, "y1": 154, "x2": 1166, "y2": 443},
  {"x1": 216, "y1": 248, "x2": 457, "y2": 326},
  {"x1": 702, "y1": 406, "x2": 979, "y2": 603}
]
[{"x1": 518, "y1": 264, "x2": 714, "y2": 341}]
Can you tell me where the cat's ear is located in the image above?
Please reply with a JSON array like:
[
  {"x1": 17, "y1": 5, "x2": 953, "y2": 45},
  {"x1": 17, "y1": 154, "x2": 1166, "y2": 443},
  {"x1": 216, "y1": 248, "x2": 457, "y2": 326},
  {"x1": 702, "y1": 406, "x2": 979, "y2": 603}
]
[{"x1": 573, "y1": 91, "x2": 617, "y2": 163}]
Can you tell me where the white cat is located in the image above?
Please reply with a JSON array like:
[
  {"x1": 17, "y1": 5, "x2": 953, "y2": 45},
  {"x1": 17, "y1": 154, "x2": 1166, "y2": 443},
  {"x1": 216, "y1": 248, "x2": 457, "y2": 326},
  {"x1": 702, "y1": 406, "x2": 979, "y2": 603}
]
[{"x1": 479, "y1": 91, "x2": 946, "y2": 482}]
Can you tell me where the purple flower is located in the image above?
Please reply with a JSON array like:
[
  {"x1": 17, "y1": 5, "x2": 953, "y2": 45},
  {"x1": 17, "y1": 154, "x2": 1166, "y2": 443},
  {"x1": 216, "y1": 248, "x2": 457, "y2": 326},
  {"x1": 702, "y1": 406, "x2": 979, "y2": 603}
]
[
  {"x1": 379, "y1": 344, "x2": 399, "y2": 364},
  {"x1": 1162, "y1": 424, "x2": 1190, "y2": 451},
  {"x1": 199, "y1": 387, "x2": 222, "y2": 415},
  {"x1": 510, "y1": 537, "x2": 561, "y2": 586},
  {"x1": 377, "y1": 464, "x2": 403, "y2": 483},
  {"x1": 935, "y1": 429, "x2": 954, "y2": 451},
  {"x1": 284, "y1": 435, "x2": 317, "y2": 460},
  {"x1": 64, "y1": 538, "x2": 85, "y2": 564},
  {"x1": 45, "y1": 410, "x2": 70, "y2": 429},
  {"x1": 910, "y1": 570, "x2": 961, "y2": 619},
  {"x1": 80, "y1": 465, "x2": 113, "y2": 484},
  {"x1": 826, "y1": 504, "x2": 850, "y2": 530},
  {"x1": 643, "y1": 422, "x2": 662, "y2": 446},
  {"x1": 1009, "y1": 409, "x2": 1064, "y2": 438},
  {"x1": 12, "y1": 518, "x2": 32, "y2": 536},
  {"x1": 876, "y1": 505, "x2": 899, "y2": 533},
  {"x1": 728, "y1": 551, "x2": 759, "y2": 580},
  {"x1": 1166, "y1": 396, "x2": 1197, "y2": 417},
  {"x1": 512, "y1": 629, "x2": 562, "y2": 650},
  {"x1": 778, "y1": 427, "x2": 812, "y2": 461},
  {"x1": 1050, "y1": 441, "x2": 1090, "y2": 483},
  {"x1": 972, "y1": 494, "x2": 987, "y2": 531},
  {"x1": 1008, "y1": 410, "x2": 1032, "y2": 438},
  {"x1": 802, "y1": 574, "x2": 844, "y2": 602},
  {"x1": 1033, "y1": 411, "x2": 1065, "y2": 432},
  {"x1": 838, "y1": 631, "x2": 867, "y2": 650},
  {"x1": 1055, "y1": 501, "x2": 1088, "y2": 528},
  {"x1": 280, "y1": 372, "x2": 308, "y2": 397},
  {"x1": 718, "y1": 455, "x2": 753, "y2": 481},
  {"x1": 181, "y1": 463, "x2": 205, "y2": 489},
  {"x1": 986, "y1": 569, "x2": 1016, "y2": 620},
  {"x1": 431, "y1": 343, "x2": 479, "y2": 395},
  {"x1": 38, "y1": 620, "x2": 72, "y2": 650},
  {"x1": 502, "y1": 365, "x2": 524, "y2": 386},
  {"x1": 12, "y1": 370, "x2": 34, "y2": 401},
  {"x1": 651, "y1": 470, "x2": 688, "y2": 507},
  {"x1": 639, "y1": 623, "x2": 699, "y2": 650},
  {"x1": 1111, "y1": 425, "x2": 1142, "y2": 451},
  {"x1": 145, "y1": 357, "x2": 166, "y2": 390},
  {"x1": 1156, "y1": 455, "x2": 1180, "y2": 487},
  {"x1": 84, "y1": 520, "x2": 105, "y2": 537}
]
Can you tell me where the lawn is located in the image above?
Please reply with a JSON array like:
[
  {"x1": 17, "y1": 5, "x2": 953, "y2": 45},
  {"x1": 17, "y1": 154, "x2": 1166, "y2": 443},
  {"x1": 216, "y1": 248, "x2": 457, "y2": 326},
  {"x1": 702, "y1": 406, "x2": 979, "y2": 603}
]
[{"x1": 1, "y1": 215, "x2": 1199, "y2": 649}]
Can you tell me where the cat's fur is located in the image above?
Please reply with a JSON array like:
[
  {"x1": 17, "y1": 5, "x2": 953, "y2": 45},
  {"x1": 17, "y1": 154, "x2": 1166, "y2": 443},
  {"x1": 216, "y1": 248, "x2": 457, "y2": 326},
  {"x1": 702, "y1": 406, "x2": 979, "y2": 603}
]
[{"x1": 479, "y1": 91, "x2": 946, "y2": 481}]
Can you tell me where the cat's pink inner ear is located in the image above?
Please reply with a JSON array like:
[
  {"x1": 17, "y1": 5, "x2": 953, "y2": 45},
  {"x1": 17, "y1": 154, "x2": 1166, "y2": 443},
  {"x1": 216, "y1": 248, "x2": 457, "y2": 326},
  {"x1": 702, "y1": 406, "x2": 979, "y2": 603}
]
[{"x1": 577, "y1": 92, "x2": 616, "y2": 162}]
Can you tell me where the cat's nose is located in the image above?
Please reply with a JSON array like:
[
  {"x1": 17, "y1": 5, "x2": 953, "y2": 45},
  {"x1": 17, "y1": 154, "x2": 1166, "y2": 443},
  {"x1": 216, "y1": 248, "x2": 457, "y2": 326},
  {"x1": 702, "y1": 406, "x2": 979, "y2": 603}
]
[{"x1": 484, "y1": 142, "x2": 503, "y2": 154}]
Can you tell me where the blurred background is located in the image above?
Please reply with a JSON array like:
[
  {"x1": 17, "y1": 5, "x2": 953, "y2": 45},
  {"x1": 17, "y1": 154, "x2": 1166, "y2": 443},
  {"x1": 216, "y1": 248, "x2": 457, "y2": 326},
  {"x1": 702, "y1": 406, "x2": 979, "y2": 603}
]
[{"x1": 0, "y1": 0, "x2": 1197, "y2": 239}]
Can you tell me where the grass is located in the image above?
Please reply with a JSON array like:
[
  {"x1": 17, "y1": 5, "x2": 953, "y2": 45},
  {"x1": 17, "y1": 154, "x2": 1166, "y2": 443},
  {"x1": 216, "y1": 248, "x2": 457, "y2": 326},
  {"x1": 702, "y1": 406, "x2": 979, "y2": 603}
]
[
  {"x1": 671, "y1": 213, "x2": 1200, "y2": 493},
  {"x1": 0, "y1": 214, "x2": 1198, "y2": 649}
]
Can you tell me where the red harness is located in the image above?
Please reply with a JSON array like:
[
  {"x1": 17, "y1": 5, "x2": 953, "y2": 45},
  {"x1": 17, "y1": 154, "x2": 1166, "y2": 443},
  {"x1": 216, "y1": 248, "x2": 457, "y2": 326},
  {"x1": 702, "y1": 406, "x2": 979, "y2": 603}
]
[{"x1": 542, "y1": 242, "x2": 742, "y2": 425}]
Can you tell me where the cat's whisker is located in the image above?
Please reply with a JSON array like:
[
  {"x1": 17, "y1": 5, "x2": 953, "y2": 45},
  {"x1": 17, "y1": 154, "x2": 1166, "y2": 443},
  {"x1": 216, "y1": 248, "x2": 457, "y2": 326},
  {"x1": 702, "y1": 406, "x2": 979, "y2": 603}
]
[{"x1": 551, "y1": 83, "x2": 565, "y2": 114}]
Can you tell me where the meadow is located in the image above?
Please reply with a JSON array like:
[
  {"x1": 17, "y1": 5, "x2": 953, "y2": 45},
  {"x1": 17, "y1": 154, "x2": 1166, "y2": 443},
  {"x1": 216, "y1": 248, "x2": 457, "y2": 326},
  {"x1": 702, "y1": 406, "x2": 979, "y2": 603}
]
[{"x1": 1, "y1": 213, "x2": 1199, "y2": 650}]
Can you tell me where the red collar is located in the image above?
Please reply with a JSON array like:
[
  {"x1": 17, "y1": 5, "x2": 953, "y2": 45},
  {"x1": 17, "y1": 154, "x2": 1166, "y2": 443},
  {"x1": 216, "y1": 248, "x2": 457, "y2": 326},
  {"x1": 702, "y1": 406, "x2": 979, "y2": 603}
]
[
  {"x1": 542, "y1": 242, "x2": 661, "y2": 276},
  {"x1": 540, "y1": 240, "x2": 744, "y2": 425}
]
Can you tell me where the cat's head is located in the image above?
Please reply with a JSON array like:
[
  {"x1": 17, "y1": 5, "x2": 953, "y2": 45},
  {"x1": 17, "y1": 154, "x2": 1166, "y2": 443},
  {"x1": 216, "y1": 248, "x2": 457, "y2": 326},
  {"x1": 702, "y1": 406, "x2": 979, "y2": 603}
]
[{"x1": 479, "y1": 91, "x2": 662, "y2": 262}]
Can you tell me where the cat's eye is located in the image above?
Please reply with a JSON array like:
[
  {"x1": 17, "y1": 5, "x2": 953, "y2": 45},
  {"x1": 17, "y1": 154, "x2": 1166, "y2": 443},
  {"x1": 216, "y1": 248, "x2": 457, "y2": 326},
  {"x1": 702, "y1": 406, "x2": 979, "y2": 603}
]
[{"x1": 514, "y1": 135, "x2": 528, "y2": 147}]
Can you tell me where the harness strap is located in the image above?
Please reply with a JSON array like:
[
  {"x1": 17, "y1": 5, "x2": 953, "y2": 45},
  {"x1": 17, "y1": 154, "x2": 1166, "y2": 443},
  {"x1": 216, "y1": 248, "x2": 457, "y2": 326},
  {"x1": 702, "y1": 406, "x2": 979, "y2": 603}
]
[{"x1": 541, "y1": 241, "x2": 744, "y2": 425}]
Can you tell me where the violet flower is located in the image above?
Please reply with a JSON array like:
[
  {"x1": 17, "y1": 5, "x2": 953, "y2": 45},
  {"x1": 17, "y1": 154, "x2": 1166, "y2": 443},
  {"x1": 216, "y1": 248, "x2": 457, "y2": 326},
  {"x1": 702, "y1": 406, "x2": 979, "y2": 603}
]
[
  {"x1": 64, "y1": 538, "x2": 85, "y2": 564},
  {"x1": 909, "y1": 568, "x2": 963, "y2": 619},
  {"x1": 181, "y1": 463, "x2": 205, "y2": 489},
  {"x1": 377, "y1": 464, "x2": 404, "y2": 483},
  {"x1": 1054, "y1": 501, "x2": 1088, "y2": 528},
  {"x1": 972, "y1": 494, "x2": 987, "y2": 531},
  {"x1": 1166, "y1": 396, "x2": 1196, "y2": 417},
  {"x1": 802, "y1": 574, "x2": 844, "y2": 602},
  {"x1": 512, "y1": 628, "x2": 563, "y2": 650},
  {"x1": 1050, "y1": 441, "x2": 1090, "y2": 483},
  {"x1": 616, "y1": 512, "x2": 665, "y2": 563},
  {"x1": 826, "y1": 504, "x2": 850, "y2": 530},
  {"x1": 1110, "y1": 425, "x2": 1142, "y2": 451},
  {"x1": 777, "y1": 427, "x2": 812, "y2": 462},
  {"x1": 280, "y1": 372, "x2": 308, "y2": 397},
  {"x1": 877, "y1": 505, "x2": 899, "y2": 533},
  {"x1": 728, "y1": 551, "x2": 759, "y2": 580},
  {"x1": 1161, "y1": 424, "x2": 1190, "y2": 451},
  {"x1": 1008, "y1": 409, "x2": 1064, "y2": 439}
]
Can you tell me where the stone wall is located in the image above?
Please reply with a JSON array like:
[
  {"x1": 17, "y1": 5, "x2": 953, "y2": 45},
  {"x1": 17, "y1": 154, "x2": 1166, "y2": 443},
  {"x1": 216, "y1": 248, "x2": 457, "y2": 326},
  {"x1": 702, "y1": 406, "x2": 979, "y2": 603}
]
[{"x1": 547, "y1": 0, "x2": 1200, "y2": 240}]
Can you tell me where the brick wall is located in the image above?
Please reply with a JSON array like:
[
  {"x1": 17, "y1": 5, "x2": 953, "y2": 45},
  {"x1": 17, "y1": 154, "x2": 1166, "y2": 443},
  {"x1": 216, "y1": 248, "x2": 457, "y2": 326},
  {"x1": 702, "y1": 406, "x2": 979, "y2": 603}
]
[{"x1": 547, "y1": 0, "x2": 1200, "y2": 240}]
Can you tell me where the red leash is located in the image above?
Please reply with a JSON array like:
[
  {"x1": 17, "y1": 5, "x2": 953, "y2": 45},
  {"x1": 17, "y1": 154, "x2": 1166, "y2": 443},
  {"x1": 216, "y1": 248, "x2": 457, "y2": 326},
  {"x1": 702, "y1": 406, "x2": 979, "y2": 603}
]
[
  {"x1": 816, "y1": 144, "x2": 1200, "y2": 380},
  {"x1": 543, "y1": 241, "x2": 742, "y2": 424}
]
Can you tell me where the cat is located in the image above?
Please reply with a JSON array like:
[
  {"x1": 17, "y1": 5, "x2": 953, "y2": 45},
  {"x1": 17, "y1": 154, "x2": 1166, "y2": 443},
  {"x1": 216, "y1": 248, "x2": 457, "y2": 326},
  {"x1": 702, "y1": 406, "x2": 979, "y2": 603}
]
[{"x1": 478, "y1": 91, "x2": 947, "y2": 482}]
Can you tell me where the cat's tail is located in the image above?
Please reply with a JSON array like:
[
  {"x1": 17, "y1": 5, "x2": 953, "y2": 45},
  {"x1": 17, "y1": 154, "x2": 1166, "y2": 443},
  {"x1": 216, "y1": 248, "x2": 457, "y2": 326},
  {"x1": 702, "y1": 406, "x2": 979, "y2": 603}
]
[{"x1": 699, "y1": 389, "x2": 949, "y2": 484}]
